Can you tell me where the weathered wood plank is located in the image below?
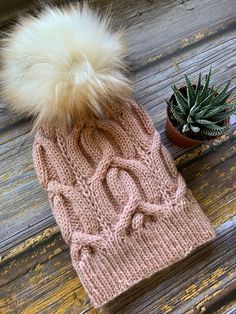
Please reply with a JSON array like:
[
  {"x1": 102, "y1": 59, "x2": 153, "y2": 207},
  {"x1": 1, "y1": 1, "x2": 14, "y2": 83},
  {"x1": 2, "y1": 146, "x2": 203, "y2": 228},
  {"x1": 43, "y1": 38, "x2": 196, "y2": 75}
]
[
  {"x1": 106, "y1": 227, "x2": 236, "y2": 314},
  {"x1": 89, "y1": 0, "x2": 236, "y2": 70},
  {"x1": 1, "y1": 24, "x2": 235, "y2": 254},
  {"x1": 0, "y1": 225, "x2": 235, "y2": 313},
  {"x1": 1, "y1": 0, "x2": 235, "y2": 64},
  {"x1": 0, "y1": 0, "x2": 62, "y2": 26},
  {"x1": 136, "y1": 30, "x2": 236, "y2": 122},
  {"x1": 0, "y1": 233, "x2": 97, "y2": 314},
  {"x1": 215, "y1": 300, "x2": 236, "y2": 314},
  {"x1": 195, "y1": 281, "x2": 236, "y2": 314}
]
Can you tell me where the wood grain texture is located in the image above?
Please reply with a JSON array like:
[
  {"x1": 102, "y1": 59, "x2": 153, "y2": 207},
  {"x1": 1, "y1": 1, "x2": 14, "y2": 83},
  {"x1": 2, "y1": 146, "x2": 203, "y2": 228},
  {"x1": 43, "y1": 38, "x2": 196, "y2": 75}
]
[
  {"x1": 0, "y1": 227, "x2": 235, "y2": 314},
  {"x1": 89, "y1": 0, "x2": 236, "y2": 70},
  {"x1": 215, "y1": 300, "x2": 236, "y2": 314},
  {"x1": 0, "y1": 0, "x2": 236, "y2": 313}
]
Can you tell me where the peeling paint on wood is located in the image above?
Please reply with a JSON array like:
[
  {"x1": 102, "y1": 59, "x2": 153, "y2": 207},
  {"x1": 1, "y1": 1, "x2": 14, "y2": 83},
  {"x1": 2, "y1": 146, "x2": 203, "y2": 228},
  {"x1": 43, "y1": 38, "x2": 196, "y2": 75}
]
[{"x1": 0, "y1": 226, "x2": 59, "y2": 263}]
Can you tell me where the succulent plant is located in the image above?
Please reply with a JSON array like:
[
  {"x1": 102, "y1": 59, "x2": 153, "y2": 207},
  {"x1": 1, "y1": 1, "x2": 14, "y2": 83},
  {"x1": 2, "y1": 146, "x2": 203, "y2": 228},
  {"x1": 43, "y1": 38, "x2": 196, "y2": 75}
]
[{"x1": 167, "y1": 68, "x2": 236, "y2": 137}]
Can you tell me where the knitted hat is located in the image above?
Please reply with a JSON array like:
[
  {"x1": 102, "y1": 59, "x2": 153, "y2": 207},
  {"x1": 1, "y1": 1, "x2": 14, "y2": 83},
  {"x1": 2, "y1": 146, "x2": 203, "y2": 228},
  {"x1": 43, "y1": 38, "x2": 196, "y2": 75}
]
[{"x1": 1, "y1": 4, "x2": 215, "y2": 308}]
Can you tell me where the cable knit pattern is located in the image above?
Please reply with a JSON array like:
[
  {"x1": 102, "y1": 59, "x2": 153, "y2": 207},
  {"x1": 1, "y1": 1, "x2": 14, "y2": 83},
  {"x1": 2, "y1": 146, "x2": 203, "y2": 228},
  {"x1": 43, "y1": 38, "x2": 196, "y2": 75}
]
[{"x1": 32, "y1": 101, "x2": 215, "y2": 308}]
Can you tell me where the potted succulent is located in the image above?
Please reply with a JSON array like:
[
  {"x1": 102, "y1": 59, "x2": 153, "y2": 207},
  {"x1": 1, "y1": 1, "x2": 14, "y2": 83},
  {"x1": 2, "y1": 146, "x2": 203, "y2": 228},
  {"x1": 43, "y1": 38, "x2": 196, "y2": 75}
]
[{"x1": 166, "y1": 68, "x2": 236, "y2": 147}]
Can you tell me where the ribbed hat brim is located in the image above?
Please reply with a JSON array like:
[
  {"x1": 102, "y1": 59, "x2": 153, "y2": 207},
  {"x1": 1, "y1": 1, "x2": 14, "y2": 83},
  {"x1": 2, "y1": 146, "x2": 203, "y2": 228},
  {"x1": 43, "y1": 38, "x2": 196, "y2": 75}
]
[{"x1": 72, "y1": 190, "x2": 215, "y2": 308}]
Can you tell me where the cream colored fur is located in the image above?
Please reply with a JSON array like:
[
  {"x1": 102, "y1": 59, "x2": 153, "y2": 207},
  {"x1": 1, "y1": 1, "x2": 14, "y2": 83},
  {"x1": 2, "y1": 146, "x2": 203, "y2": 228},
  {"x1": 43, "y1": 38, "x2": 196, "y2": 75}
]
[{"x1": 1, "y1": 4, "x2": 131, "y2": 127}]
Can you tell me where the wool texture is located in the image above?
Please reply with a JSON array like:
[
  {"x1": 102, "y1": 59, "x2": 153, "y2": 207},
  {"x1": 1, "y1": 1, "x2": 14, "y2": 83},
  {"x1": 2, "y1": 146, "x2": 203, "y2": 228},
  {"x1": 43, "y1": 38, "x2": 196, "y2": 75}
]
[
  {"x1": 0, "y1": 4, "x2": 131, "y2": 128},
  {"x1": 33, "y1": 100, "x2": 215, "y2": 308}
]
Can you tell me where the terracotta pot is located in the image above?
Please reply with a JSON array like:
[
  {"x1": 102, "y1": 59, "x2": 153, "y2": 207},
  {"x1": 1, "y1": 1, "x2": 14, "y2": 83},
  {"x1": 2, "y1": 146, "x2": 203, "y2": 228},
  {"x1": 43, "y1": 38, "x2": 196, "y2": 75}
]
[
  {"x1": 165, "y1": 86, "x2": 231, "y2": 148},
  {"x1": 166, "y1": 113, "x2": 204, "y2": 148},
  {"x1": 166, "y1": 85, "x2": 205, "y2": 148}
]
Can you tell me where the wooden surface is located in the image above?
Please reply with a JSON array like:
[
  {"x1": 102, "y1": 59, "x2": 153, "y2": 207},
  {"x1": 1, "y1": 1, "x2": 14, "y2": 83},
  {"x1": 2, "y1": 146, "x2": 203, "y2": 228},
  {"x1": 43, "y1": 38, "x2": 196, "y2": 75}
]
[{"x1": 0, "y1": 0, "x2": 236, "y2": 313}]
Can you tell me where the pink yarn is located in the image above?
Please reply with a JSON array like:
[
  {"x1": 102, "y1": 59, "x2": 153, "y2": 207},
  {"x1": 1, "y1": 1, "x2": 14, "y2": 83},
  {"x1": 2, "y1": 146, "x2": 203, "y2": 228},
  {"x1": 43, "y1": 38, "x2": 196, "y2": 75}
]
[{"x1": 33, "y1": 101, "x2": 215, "y2": 307}]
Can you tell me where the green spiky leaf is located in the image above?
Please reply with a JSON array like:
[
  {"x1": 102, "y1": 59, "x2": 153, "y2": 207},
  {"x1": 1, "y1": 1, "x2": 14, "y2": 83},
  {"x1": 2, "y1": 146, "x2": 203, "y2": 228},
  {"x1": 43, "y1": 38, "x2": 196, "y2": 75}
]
[
  {"x1": 195, "y1": 119, "x2": 215, "y2": 125},
  {"x1": 201, "y1": 125, "x2": 229, "y2": 136},
  {"x1": 204, "y1": 103, "x2": 234, "y2": 118},
  {"x1": 202, "y1": 123, "x2": 229, "y2": 131},
  {"x1": 171, "y1": 85, "x2": 188, "y2": 114},
  {"x1": 167, "y1": 68, "x2": 236, "y2": 138},
  {"x1": 214, "y1": 81, "x2": 231, "y2": 103},
  {"x1": 182, "y1": 123, "x2": 190, "y2": 132},
  {"x1": 190, "y1": 125, "x2": 201, "y2": 133},
  {"x1": 167, "y1": 99, "x2": 186, "y2": 123},
  {"x1": 200, "y1": 67, "x2": 211, "y2": 100},
  {"x1": 211, "y1": 107, "x2": 236, "y2": 122},
  {"x1": 189, "y1": 91, "x2": 201, "y2": 117},
  {"x1": 184, "y1": 74, "x2": 195, "y2": 108},
  {"x1": 194, "y1": 94, "x2": 216, "y2": 119},
  {"x1": 196, "y1": 72, "x2": 202, "y2": 93}
]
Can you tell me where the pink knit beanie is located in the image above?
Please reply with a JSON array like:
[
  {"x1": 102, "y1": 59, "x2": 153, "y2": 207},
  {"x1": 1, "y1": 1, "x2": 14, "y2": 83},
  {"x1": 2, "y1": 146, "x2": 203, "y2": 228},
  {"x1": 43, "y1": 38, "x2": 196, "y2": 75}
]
[{"x1": 1, "y1": 4, "x2": 215, "y2": 308}]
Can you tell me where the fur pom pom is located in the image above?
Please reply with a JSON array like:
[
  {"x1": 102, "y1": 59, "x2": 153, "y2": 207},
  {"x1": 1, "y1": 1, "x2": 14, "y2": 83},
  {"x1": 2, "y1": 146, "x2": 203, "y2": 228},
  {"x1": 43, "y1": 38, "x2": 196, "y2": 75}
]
[{"x1": 1, "y1": 4, "x2": 131, "y2": 127}]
